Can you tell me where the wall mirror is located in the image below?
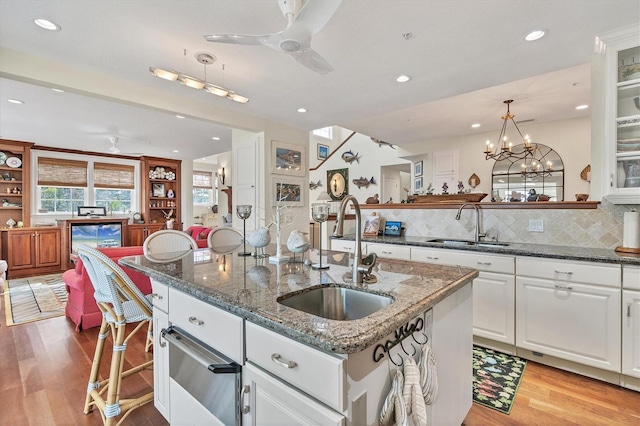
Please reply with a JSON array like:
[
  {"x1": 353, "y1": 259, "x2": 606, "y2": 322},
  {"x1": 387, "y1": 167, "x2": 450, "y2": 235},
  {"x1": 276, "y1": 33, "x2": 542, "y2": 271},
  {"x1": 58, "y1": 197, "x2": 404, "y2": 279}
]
[
  {"x1": 491, "y1": 143, "x2": 565, "y2": 202},
  {"x1": 327, "y1": 168, "x2": 348, "y2": 201}
]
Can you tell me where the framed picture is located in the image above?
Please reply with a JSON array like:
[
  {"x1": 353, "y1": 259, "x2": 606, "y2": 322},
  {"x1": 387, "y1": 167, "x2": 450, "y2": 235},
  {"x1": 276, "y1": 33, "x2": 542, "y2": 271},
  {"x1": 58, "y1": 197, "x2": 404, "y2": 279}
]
[
  {"x1": 414, "y1": 161, "x2": 423, "y2": 177},
  {"x1": 363, "y1": 214, "x2": 380, "y2": 236},
  {"x1": 273, "y1": 177, "x2": 305, "y2": 206},
  {"x1": 317, "y1": 143, "x2": 329, "y2": 160},
  {"x1": 152, "y1": 183, "x2": 165, "y2": 197},
  {"x1": 77, "y1": 206, "x2": 106, "y2": 216},
  {"x1": 384, "y1": 221, "x2": 403, "y2": 237},
  {"x1": 414, "y1": 177, "x2": 423, "y2": 191},
  {"x1": 272, "y1": 140, "x2": 305, "y2": 176}
]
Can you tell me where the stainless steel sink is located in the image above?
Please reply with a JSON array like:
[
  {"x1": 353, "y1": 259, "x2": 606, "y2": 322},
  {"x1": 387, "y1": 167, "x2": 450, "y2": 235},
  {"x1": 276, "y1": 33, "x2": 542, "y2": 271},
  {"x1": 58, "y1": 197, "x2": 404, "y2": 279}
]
[
  {"x1": 277, "y1": 286, "x2": 393, "y2": 321},
  {"x1": 426, "y1": 238, "x2": 509, "y2": 248}
]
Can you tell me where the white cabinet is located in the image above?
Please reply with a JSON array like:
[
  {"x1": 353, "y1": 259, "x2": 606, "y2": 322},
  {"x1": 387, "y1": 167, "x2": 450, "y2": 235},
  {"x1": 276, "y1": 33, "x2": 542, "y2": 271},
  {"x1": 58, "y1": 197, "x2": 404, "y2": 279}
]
[
  {"x1": 593, "y1": 25, "x2": 640, "y2": 204},
  {"x1": 515, "y1": 258, "x2": 621, "y2": 372},
  {"x1": 241, "y1": 363, "x2": 345, "y2": 426},
  {"x1": 151, "y1": 279, "x2": 170, "y2": 421},
  {"x1": 330, "y1": 239, "x2": 355, "y2": 253},
  {"x1": 365, "y1": 242, "x2": 410, "y2": 260},
  {"x1": 622, "y1": 266, "x2": 640, "y2": 390},
  {"x1": 411, "y1": 246, "x2": 515, "y2": 345}
]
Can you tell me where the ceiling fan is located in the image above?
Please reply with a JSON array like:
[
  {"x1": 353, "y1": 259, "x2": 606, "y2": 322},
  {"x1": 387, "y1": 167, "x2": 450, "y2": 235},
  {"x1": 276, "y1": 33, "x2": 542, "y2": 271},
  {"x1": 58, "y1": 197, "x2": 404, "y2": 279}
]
[
  {"x1": 108, "y1": 137, "x2": 144, "y2": 156},
  {"x1": 203, "y1": 0, "x2": 342, "y2": 74}
]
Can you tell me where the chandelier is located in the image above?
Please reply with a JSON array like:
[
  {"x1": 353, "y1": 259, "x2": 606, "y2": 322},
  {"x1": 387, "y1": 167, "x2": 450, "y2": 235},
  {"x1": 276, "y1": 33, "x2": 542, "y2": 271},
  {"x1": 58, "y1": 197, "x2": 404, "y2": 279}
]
[
  {"x1": 150, "y1": 52, "x2": 248, "y2": 104},
  {"x1": 483, "y1": 99, "x2": 535, "y2": 162}
]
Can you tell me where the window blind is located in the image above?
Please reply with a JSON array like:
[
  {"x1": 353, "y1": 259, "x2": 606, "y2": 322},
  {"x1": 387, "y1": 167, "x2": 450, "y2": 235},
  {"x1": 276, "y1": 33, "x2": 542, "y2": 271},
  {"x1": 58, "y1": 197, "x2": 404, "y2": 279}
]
[
  {"x1": 94, "y1": 162, "x2": 135, "y2": 189},
  {"x1": 37, "y1": 157, "x2": 88, "y2": 187},
  {"x1": 193, "y1": 170, "x2": 213, "y2": 188}
]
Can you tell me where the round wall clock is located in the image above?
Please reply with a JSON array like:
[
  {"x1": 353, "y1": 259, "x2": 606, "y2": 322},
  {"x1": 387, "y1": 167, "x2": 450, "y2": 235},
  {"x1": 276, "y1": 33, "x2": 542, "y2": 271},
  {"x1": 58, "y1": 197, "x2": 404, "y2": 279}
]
[{"x1": 133, "y1": 212, "x2": 142, "y2": 222}]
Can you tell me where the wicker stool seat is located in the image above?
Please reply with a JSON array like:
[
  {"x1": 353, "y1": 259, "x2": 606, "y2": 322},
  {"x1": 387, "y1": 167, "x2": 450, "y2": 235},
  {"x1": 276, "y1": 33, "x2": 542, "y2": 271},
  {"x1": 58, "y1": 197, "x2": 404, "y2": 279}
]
[{"x1": 77, "y1": 245, "x2": 154, "y2": 426}]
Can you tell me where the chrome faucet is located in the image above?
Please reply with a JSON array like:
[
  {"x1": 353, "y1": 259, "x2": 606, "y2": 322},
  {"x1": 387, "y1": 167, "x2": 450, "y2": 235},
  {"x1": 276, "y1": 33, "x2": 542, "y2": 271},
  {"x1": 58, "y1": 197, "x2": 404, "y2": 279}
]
[
  {"x1": 455, "y1": 203, "x2": 486, "y2": 243},
  {"x1": 332, "y1": 195, "x2": 377, "y2": 284}
]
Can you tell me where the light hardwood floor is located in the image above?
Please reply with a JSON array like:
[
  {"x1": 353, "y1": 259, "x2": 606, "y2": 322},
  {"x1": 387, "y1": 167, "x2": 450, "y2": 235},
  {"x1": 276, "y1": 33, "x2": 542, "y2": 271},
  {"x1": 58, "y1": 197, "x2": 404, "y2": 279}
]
[{"x1": 1, "y1": 302, "x2": 638, "y2": 425}]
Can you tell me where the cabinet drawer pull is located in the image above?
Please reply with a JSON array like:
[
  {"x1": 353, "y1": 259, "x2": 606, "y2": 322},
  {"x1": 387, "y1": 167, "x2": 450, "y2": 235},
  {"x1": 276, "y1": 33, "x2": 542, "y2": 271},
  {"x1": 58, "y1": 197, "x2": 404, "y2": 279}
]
[
  {"x1": 271, "y1": 353, "x2": 297, "y2": 369},
  {"x1": 150, "y1": 293, "x2": 163, "y2": 300},
  {"x1": 477, "y1": 261, "x2": 492, "y2": 266},
  {"x1": 554, "y1": 270, "x2": 573, "y2": 275},
  {"x1": 426, "y1": 256, "x2": 439, "y2": 260},
  {"x1": 628, "y1": 301, "x2": 632, "y2": 318},
  {"x1": 240, "y1": 385, "x2": 250, "y2": 414},
  {"x1": 382, "y1": 251, "x2": 391, "y2": 254},
  {"x1": 554, "y1": 284, "x2": 573, "y2": 290},
  {"x1": 188, "y1": 316, "x2": 204, "y2": 326}
]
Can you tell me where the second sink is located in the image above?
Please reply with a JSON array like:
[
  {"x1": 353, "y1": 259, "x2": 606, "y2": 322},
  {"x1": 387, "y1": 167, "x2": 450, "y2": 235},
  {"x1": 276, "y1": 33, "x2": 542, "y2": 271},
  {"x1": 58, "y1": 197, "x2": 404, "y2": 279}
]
[{"x1": 278, "y1": 286, "x2": 393, "y2": 321}]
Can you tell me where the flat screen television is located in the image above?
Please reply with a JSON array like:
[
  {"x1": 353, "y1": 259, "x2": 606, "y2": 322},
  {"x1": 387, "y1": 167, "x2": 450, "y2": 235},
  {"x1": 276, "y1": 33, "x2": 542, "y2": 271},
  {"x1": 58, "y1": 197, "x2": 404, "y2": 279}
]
[{"x1": 70, "y1": 223, "x2": 122, "y2": 253}]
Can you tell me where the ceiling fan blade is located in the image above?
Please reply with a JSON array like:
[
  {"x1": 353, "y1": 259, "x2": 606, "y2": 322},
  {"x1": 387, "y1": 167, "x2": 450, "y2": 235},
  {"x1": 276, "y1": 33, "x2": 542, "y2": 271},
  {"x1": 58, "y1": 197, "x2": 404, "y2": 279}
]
[
  {"x1": 291, "y1": 0, "x2": 342, "y2": 35},
  {"x1": 290, "y1": 47, "x2": 334, "y2": 74},
  {"x1": 203, "y1": 33, "x2": 269, "y2": 45}
]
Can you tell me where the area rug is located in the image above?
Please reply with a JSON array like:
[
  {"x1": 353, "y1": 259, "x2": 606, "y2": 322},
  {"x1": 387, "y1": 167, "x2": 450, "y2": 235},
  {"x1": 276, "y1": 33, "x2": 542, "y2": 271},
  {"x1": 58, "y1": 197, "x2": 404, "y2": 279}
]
[
  {"x1": 3, "y1": 273, "x2": 67, "y2": 326},
  {"x1": 472, "y1": 345, "x2": 527, "y2": 415}
]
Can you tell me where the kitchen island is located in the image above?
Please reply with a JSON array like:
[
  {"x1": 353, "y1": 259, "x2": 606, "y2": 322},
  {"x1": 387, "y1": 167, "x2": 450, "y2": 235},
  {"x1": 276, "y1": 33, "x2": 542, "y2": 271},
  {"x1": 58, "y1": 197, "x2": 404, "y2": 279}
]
[{"x1": 121, "y1": 245, "x2": 478, "y2": 425}]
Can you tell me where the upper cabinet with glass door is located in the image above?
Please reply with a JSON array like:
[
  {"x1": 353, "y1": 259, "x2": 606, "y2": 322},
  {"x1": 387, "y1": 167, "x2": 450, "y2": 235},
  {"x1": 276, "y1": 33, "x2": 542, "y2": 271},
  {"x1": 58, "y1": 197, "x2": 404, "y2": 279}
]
[{"x1": 595, "y1": 25, "x2": 640, "y2": 204}]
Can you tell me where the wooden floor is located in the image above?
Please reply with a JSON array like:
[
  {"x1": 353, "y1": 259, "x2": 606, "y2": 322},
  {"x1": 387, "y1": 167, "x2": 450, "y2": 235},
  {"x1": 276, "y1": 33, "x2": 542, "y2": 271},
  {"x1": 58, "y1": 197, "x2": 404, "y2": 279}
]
[{"x1": 0, "y1": 305, "x2": 638, "y2": 425}]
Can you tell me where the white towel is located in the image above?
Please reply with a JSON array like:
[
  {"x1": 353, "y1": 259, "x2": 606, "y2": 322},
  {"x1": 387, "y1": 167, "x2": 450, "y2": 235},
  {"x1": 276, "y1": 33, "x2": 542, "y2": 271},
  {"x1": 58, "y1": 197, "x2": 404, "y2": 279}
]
[
  {"x1": 403, "y1": 357, "x2": 427, "y2": 426},
  {"x1": 418, "y1": 345, "x2": 438, "y2": 405},
  {"x1": 380, "y1": 369, "x2": 408, "y2": 426}
]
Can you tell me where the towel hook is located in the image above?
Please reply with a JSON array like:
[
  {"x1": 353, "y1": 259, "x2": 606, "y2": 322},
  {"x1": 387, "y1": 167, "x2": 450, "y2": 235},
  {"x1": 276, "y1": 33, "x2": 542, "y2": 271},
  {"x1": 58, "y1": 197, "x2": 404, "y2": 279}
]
[
  {"x1": 400, "y1": 339, "x2": 417, "y2": 357},
  {"x1": 412, "y1": 331, "x2": 428, "y2": 345},
  {"x1": 389, "y1": 351, "x2": 404, "y2": 367}
]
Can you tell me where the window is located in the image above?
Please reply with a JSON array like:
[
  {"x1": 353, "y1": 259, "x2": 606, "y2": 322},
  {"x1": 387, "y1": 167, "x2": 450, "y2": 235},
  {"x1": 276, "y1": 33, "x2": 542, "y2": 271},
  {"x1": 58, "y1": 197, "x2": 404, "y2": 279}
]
[
  {"x1": 312, "y1": 126, "x2": 333, "y2": 140},
  {"x1": 193, "y1": 170, "x2": 214, "y2": 206},
  {"x1": 36, "y1": 155, "x2": 138, "y2": 214}
]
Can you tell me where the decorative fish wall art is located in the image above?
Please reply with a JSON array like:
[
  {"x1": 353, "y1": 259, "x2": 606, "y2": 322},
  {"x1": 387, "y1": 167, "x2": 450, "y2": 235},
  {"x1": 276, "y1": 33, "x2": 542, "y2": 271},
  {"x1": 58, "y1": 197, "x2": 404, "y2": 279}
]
[
  {"x1": 341, "y1": 150, "x2": 360, "y2": 164},
  {"x1": 370, "y1": 137, "x2": 396, "y2": 149},
  {"x1": 352, "y1": 176, "x2": 376, "y2": 188},
  {"x1": 309, "y1": 180, "x2": 322, "y2": 190}
]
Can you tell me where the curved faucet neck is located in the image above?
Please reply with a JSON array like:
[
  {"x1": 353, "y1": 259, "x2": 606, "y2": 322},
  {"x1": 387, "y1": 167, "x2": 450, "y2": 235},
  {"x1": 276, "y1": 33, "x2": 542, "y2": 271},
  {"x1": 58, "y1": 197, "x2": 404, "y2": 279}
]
[{"x1": 333, "y1": 195, "x2": 364, "y2": 284}]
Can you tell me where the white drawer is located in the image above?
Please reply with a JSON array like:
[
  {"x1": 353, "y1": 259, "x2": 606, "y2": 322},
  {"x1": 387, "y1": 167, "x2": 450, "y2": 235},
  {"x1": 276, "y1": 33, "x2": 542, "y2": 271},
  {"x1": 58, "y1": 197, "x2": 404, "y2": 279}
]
[
  {"x1": 245, "y1": 322, "x2": 346, "y2": 412},
  {"x1": 411, "y1": 247, "x2": 514, "y2": 274},
  {"x1": 516, "y1": 257, "x2": 621, "y2": 288},
  {"x1": 623, "y1": 265, "x2": 640, "y2": 290},
  {"x1": 366, "y1": 243, "x2": 410, "y2": 260},
  {"x1": 330, "y1": 239, "x2": 355, "y2": 253},
  {"x1": 169, "y1": 288, "x2": 244, "y2": 363},
  {"x1": 150, "y1": 278, "x2": 169, "y2": 313}
]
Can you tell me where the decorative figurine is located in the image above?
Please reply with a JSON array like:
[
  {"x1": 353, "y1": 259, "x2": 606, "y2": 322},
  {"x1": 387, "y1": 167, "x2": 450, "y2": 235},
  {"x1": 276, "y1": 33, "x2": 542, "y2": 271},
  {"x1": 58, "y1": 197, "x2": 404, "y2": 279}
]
[
  {"x1": 287, "y1": 230, "x2": 310, "y2": 263},
  {"x1": 426, "y1": 183, "x2": 434, "y2": 195},
  {"x1": 366, "y1": 193, "x2": 380, "y2": 204},
  {"x1": 457, "y1": 181, "x2": 465, "y2": 194},
  {"x1": 442, "y1": 182, "x2": 449, "y2": 194},
  {"x1": 247, "y1": 226, "x2": 271, "y2": 258}
]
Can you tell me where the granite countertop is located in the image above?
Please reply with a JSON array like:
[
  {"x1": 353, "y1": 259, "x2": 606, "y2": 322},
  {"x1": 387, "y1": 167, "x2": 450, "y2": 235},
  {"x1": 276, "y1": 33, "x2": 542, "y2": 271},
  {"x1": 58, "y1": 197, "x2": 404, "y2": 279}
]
[
  {"x1": 120, "y1": 245, "x2": 477, "y2": 354},
  {"x1": 344, "y1": 235, "x2": 640, "y2": 266}
]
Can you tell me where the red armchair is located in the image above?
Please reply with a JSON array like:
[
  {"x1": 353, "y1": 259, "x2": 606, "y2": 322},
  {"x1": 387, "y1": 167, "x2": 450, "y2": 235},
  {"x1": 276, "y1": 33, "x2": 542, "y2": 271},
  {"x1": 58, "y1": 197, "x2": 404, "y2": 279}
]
[
  {"x1": 63, "y1": 246, "x2": 152, "y2": 331},
  {"x1": 185, "y1": 225, "x2": 215, "y2": 248}
]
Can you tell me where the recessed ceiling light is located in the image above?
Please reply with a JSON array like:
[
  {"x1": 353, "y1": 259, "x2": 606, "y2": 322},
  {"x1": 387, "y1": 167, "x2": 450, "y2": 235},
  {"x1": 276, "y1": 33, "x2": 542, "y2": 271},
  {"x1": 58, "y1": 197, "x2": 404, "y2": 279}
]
[
  {"x1": 7, "y1": 99, "x2": 24, "y2": 104},
  {"x1": 173, "y1": 150, "x2": 179, "y2": 153},
  {"x1": 471, "y1": 123, "x2": 481, "y2": 128},
  {"x1": 51, "y1": 88, "x2": 64, "y2": 93},
  {"x1": 34, "y1": 18, "x2": 61, "y2": 31},
  {"x1": 576, "y1": 104, "x2": 589, "y2": 110},
  {"x1": 297, "y1": 108, "x2": 307, "y2": 113},
  {"x1": 212, "y1": 136, "x2": 220, "y2": 140},
  {"x1": 524, "y1": 30, "x2": 545, "y2": 41},
  {"x1": 396, "y1": 75, "x2": 411, "y2": 83},
  {"x1": 176, "y1": 115, "x2": 185, "y2": 119}
]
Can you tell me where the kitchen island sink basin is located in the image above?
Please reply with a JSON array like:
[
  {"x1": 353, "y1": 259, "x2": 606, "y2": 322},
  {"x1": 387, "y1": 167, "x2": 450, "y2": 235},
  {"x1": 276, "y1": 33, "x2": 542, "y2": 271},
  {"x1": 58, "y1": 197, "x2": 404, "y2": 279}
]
[
  {"x1": 277, "y1": 286, "x2": 393, "y2": 321},
  {"x1": 425, "y1": 238, "x2": 510, "y2": 248}
]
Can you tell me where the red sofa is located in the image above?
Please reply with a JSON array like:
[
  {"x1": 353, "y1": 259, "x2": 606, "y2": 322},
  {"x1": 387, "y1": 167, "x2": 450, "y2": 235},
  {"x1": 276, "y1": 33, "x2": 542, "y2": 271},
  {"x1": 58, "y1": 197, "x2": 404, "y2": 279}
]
[
  {"x1": 185, "y1": 225, "x2": 215, "y2": 248},
  {"x1": 63, "y1": 246, "x2": 152, "y2": 331}
]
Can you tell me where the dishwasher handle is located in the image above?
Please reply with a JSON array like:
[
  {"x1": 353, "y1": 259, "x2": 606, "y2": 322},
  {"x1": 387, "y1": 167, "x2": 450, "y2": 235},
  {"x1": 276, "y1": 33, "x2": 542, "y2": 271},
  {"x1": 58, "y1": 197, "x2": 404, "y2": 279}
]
[{"x1": 162, "y1": 327, "x2": 240, "y2": 374}]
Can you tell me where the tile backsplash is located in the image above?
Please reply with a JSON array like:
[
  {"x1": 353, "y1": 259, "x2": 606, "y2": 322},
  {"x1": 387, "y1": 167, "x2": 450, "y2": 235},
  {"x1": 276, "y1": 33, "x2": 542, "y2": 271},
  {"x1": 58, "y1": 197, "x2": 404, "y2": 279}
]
[{"x1": 375, "y1": 200, "x2": 635, "y2": 249}]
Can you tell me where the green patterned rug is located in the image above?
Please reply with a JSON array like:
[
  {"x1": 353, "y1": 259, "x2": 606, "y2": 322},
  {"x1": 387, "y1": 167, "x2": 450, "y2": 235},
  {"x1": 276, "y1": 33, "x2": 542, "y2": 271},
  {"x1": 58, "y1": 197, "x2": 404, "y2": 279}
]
[
  {"x1": 472, "y1": 345, "x2": 527, "y2": 415},
  {"x1": 3, "y1": 273, "x2": 67, "y2": 326}
]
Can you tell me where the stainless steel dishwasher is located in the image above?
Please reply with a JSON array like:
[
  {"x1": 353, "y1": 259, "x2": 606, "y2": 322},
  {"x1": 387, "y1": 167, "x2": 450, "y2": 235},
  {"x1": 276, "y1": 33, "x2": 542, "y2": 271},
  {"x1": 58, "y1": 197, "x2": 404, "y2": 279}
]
[{"x1": 162, "y1": 326, "x2": 242, "y2": 425}]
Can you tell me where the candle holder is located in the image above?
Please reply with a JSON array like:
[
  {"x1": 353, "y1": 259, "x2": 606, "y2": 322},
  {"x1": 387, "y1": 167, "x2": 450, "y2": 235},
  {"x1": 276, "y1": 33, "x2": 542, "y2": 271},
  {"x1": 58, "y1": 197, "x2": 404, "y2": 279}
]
[
  {"x1": 311, "y1": 203, "x2": 330, "y2": 270},
  {"x1": 236, "y1": 204, "x2": 252, "y2": 256}
]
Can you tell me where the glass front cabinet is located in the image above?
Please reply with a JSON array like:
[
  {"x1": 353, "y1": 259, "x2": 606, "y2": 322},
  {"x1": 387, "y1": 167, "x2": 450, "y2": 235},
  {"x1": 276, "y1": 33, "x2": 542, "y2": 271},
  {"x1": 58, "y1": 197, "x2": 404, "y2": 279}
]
[{"x1": 594, "y1": 25, "x2": 640, "y2": 204}]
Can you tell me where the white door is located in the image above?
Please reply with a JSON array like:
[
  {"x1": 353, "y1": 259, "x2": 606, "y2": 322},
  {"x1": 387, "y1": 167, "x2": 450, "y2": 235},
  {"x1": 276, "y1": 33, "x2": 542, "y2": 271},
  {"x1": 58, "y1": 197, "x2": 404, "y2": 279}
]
[
  {"x1": 473, "y1": 272, "x2": 515, "y2": 345},
  {"x1": 241, "y1": 363, "x2": 344, "y2": 426},
  {"x1": 433, "y1": 149, "x2": 458, "y2": 193},
  {"x1": 233, "y1": 138, "x2": 258, "y2": 231},
  {"x1": 382, "y1": 175, "x2": 399, "y2": 204},
  {"x1": 516, "y1": 276, "x2": 621, "y2": 371},
  {"x1": 623, "y1": 290, "x2": 640, "y2": 378}
]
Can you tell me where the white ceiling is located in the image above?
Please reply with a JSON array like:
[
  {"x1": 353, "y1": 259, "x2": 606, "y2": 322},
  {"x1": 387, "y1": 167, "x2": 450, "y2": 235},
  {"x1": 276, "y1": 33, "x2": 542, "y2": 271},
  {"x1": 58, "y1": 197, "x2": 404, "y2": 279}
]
[{"x1": 0, "y1": 1, "x2": 638, "y2": 161}]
